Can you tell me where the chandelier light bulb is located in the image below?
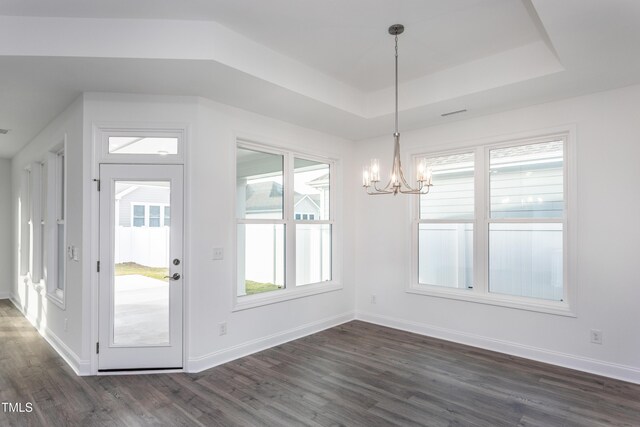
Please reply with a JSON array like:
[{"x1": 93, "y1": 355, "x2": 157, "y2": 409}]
[
  {"x1": 370, "y1": 158, "x2": 380, "y2": 182},
  {"x1": 362, "y1": 166, "x2": 371, "y2": 187}
]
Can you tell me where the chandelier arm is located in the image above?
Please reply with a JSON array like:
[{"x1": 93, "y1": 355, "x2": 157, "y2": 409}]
[
  {"x1": 399, "y1": 185, "x2": 431, "y2": 195},
  {"x1": 368, "y1": 189, "x2": 395, "y2": 195},
  {"x1": 397, "y1": 159, "x2": 418, "y2": 191},
  {"x1": 373, "y1": 178, "x2": 393, "y2": 193}
]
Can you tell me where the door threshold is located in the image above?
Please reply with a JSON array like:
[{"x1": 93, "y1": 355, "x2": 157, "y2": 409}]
[{"x1": 98, "y1": 367, "x2": 183, "y2": 376}]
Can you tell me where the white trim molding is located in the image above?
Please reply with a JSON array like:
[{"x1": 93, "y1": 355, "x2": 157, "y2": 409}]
[
  {"x1": 355, "y1": 311, "x2": 640, "y2": 385},
  {"x1": 9, "y1": 296, "x2": 91, "y2": 376},
  {"x1": 186, "y1": 311, "x2": 354, "y2": 373}
]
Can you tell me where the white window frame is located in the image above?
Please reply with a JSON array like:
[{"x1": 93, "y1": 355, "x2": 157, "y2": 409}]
[
  {"x1": 46, "y1": 147, "x2": 66, "y2": 307},
  {"x1": 409, "y1": 131, "x2": 576, "y2": 317},
  {"x1": 234, "y1": 140, "x2": 341, "y2": 311}
]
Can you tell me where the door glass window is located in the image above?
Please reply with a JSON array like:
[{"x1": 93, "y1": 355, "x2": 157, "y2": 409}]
[{"x1": 113, "y1": 181, "x2": 171, "y2": 345}]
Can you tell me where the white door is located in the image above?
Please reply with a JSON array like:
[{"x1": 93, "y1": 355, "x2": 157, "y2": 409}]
[{"x1": 98, "y1": 164, "x2": 183, "y2": 371}]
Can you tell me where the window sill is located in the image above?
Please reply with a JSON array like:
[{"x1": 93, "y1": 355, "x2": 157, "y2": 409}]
[
  {"x1": 406, "y1": 285, "x2": 575, "y2": 317},
  {"x1": 46, "y1": 290, "x2": 66, "y2": 310},
  {"x1": 233, "y1": 281, "x2": 342, "y2": 312}
]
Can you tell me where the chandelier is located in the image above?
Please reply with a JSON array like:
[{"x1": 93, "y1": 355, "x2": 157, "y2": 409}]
[{"x1": 362, "y1": 24, "x2": 433, "y2": 195}]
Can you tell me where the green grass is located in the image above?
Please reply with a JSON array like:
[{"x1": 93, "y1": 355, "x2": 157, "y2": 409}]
[
  {"x1": 245, "y1": 280, "x2": 282, "y2": 295},
  {"x1": 115, "y1": 262, "x2": 169, "y2": 281},
  {"x1": 114, "y1": 264, "x2": 281, "y2": 294}
]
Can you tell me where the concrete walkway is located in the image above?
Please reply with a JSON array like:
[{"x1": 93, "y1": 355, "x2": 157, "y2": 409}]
[{"x1": 113, "y1": 274, "x2": 169, "y2": 345}]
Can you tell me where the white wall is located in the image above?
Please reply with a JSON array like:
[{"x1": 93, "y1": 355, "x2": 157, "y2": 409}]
[
  {"x1": 83, "y1": 93, "x2": 356, "y2": 372},
  {"x1": 354, "y1": 84, "x2": 640, "y2": 383},
  {"x1": 10, "y1": 97, "x2": 85, "y2": 372},
  {"x1": 0, "y1": 158, "x2": 11, "y2": 298}
]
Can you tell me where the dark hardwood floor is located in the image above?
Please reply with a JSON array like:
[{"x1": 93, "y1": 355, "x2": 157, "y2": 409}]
[{"x1": 1, "y1": 300, "x2": 639, "y2": 426}]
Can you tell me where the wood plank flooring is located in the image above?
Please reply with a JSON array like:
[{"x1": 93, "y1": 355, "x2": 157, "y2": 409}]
[{"x1": 1, "y1": 299, "x2": 639, "y2": 426}]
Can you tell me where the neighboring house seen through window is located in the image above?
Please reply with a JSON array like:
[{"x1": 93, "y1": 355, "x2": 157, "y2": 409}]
[
  {"x1": 236, "y1": 143, "x2": 334, "y2": 302},
  {"x1": 413, "y1": 134, "x2": 571, "y2": 314}
]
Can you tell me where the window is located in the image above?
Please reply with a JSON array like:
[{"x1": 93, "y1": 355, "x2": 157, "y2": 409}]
[
  {"x1": 164, "y1": 206, "x2": 171, "y2": 227},
  {"x1": 40, "y1": 162, "x2": 47, "y2": 283},
  {"x1": 488, "y1": 141, "x2": 564, "y2": 301},
  {"x1": 99, "y1": 127, "x2": 185, "y2": 164},
  {"x1": 108, "y1": 136, "x2": 178, "y2": 156},
  {"x1": 236, "y1": 143, "x2": 336, "y2": 304},
  {"x1": 45, "y1": 148, "x2": 66, "y2": 303},
  {"x1": 149, "y1": 205, "x2": 161, "y2": 227},
  {"x1": 132, "y1": 205, "x2": 146, "y2": 227},
  {"x1": 418, "y1": 152, "x2": 474, "y2": 290},
  {"x1": 28, "y1": 162, "x2": 44, "y2": 284},
  {"x1": 412, "y1": 134, "x2": 572, "y2": 314},
  {"x1": 54, "y1": 152, "x2": 65, "y2": 293},
  {"x1": 131, "y1": 204, "x2": 170, "y2": 227},
  {"x1": 294, "y1": 157, "x2": 331, "y2": 286},
  {"x1": 19, "y1": 168, "x2": 31, "y2": 276}
]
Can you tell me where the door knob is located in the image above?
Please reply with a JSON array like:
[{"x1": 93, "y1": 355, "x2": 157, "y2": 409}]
[{"x1": 164, "y1": 273, "x2": 181, "y2": 281}]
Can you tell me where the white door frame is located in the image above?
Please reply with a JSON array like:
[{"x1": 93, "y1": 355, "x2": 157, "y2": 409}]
[
  {"x1": 89, "y1": 122, "x2": 191, "y2": 376},
  {"x1": 97, "y1": 164, "x2": 184, "y2": 371}
]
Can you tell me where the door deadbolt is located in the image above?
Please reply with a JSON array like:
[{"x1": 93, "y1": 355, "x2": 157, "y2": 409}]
[{"x1": 173, "y1": 259, "x2": 181, "y2": 266}]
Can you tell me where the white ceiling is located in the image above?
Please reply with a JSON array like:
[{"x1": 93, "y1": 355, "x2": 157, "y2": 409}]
[{"x1": 1, "y1": 0, "x2": 640, "y2": 158}]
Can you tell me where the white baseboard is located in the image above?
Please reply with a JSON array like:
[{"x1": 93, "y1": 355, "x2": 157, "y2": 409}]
[
  {"x1": 356, "y1": 311, "x2": 640, "y2": 385},
  {"x1": 9, "y1": 296, "x2": 91, "y2": 376},
  {"x1": 187, "y1": 311, "x2": 355, "y2": 373}
]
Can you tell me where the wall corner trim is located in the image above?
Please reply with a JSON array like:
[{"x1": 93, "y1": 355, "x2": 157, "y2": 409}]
[
  {"x1": 355, "y1": 311, "x2": 640, "y2": 385},
  {"x1": 9, "y1": 296, "x2": 91, "y2": 376},
  {"x1": 186, "y1": 311, "x2": 355, "y2": 373}
]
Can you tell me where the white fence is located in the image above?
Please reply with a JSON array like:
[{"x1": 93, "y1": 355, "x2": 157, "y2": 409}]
[{"x1": 115, "y1": 226, "x2": 169, "y2": 268}]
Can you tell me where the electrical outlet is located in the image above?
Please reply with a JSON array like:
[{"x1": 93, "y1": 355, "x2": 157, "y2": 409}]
[
  {"x1": 371, "y1": 294, "x2": 377, "y2": 304},
  {"x1": 219, "y1": 322, "x2": 227, "y2": 336},
  {"x1": 213, "y1": 247, "x2": 224, "y2": 260},
  {"x1": 590, "y1": 329, "x2": 603, "y2": 344}
]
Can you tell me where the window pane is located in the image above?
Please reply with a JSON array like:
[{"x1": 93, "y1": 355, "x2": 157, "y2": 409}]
[
  {"x1": 418, "y1": 223, "x2": 473, "y2": 289},
  {"x1": 237, "y1": 224, "x2": 285, "y2": 296},
  {"x1": 57, "y1": 223, "x2": 65, "y2": 290},
  {"x1": 133, "y1": 205, "x2": 145, "y2": 216},
  {"x1": 108, "y1": 137, "x2": 178, "y2": 155},
  {"x1": 149, "y1": 205, "x2": 161, "y2": 228},
  {"x1": 420, "y1": 152, "x2": 474, "y2": 220},
  {"x1": 237, "y1": 148, "x2": 284, "y2": 219},
  {"x1": 114, "y1": 181, "x2": 171, "y2": 345},
  {"x1": 296, "y1": 224, "x2": 331, "y2": 286},
  {"x1": 490, "y1": 141, "x2": 563, "y2": 218},
  {"x1": 164, "y1": 206, "x2": 171, "y2": 226},
  {"x1": 489, "y1": 223, "x2": 563, "y2": 301},
  {"x1": 294, "y1": 158, "x2": 330, "y2": 220}
]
